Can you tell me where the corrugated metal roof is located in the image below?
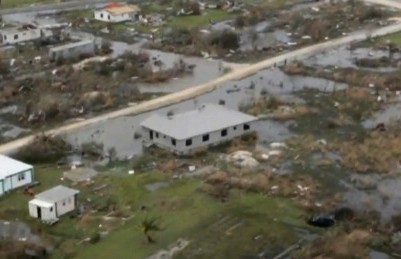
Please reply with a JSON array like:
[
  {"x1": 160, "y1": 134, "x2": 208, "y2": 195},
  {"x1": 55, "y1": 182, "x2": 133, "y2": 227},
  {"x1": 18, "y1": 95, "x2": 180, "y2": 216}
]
[
  {"x1": 0, "y1": 155, "x2": 32, "y2": 180},
  {"x1": 49, "y1": 40, "x2": 94, "y2": 52},
  {"x1": 106, "y1": 4, "x2": 140, "y2": 15},
  {"x1": 36, "y1": 185, "x2": 79, "y2": 203},
  {"x1": 29, "y1": 198, "x2": 53, "y2": 208},
  {"x1": 141, "y1": 104, "x2": 258, "y2": 140}
]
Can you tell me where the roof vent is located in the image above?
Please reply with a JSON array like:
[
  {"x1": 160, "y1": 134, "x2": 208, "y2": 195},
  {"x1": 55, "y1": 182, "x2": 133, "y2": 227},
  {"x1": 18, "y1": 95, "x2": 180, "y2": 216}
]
[
  {"x1": 198, "y1": 105, "x2": 206, "y2": 111},
  {"x1": 167, "y1": 110, "x2": 174, "y2": 119}
]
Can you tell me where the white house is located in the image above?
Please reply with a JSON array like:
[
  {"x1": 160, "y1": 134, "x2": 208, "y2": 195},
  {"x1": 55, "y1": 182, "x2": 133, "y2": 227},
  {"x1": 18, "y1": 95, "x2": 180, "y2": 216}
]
[
  {"x1": 49, "y1": 40, "x2": 95, "y2": 61},
  {"x1": 29, "y1": 185, "x2": 79, "y2": 222},
  {"x1": 141, "y1": 104, "x2": 258, "y2": 155},
  {"x1": 94, "y1": 4, "x2": 140, "y2": 23},
  {"x1": 0, "y1": 27, "x2": 42, "y2": 44},
  {"x1": 0, "y1": 155, "x2": 34, "y2": 196}
]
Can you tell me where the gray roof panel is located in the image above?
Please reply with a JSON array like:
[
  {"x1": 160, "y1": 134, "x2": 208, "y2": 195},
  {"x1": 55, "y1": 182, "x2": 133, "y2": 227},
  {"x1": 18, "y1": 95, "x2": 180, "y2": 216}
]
[
  {"x1": 36, "y1": 185, "x2": 79, "y2": 203},
  {"x1": 140, "y1": 104, "x2": 258, "y2": 140}
]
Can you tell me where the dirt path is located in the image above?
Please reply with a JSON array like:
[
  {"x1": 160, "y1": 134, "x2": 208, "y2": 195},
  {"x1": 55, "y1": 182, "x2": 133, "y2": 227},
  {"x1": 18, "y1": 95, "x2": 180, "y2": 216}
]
[{"x1": 1, "y1": 20, "x2": 401, "y2": 155}]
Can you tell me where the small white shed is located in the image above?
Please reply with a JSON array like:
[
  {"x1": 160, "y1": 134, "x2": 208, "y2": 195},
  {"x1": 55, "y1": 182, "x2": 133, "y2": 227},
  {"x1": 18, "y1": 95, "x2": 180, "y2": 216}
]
[
  {"x1": 0, "y1": 155, "x2": 34, "y2": 196},
  {"x1": 29, "y1": 185, "x2": 79, "y2": 222}
]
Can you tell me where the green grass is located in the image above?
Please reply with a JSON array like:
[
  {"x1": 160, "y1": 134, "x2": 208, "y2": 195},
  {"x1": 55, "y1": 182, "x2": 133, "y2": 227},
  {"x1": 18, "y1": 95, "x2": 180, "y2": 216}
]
[
  {"x1": 382, "y1": 32, "x2": 401, "y2": 47},
  {"x1": 0, "y1": 164, "x2": 311, "y2": 259},
  {"x1": 0, "y1": 0, "x2": 57, "y2": 8},
  {"x1": 73, "y1": 174, "x2": 309, "y2": 259},
  {"x1": 167, "y1": 9, "x2": 234, "y2": 28}
]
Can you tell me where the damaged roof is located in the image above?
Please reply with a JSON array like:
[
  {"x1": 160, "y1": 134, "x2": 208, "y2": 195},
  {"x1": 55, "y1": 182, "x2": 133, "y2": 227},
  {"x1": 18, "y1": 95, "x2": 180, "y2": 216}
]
[{"x1": 141, "y1": 104, "x2": 258, "y2": 140}]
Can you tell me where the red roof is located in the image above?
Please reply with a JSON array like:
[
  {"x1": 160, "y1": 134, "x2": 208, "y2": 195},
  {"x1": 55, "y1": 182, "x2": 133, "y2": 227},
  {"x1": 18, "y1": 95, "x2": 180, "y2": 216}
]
[{"x1": 105, "y1": 2, "x2": 123, "y2": 9}]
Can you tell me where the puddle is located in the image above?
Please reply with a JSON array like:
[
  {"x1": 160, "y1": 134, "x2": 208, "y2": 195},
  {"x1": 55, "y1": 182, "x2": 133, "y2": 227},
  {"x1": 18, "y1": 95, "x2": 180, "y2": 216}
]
[
  {"x1": 64, "y1": 67, "x2": 345, "y2": 159},
  {"x1": 370, "y1": 250, "x2": 390, "y2": 259},
  {"x1": 0, "y1": 220, "x2": 43, "y2": 245},
  {"x1": 343, "y1": 175, "x2": 401, "y2": 222},
  {"x1": 304, "y1": 45, "x2": 400, "y2": 72},
  {"x1": 145, "y1": 181, "x2": 170, "y2": 192},
  {"x1": 362, "y1": 102, "x2": 401, "y2": 129}
]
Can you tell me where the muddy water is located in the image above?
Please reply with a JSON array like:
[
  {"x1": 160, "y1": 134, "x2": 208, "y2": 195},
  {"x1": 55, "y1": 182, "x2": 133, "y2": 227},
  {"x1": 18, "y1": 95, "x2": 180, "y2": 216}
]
[
  {"x1": 304, "y1": 45, "x2": 400, "y2": 72},
  {"x1": 64, "y1": 67, "x2": 346, "y2": 159}
]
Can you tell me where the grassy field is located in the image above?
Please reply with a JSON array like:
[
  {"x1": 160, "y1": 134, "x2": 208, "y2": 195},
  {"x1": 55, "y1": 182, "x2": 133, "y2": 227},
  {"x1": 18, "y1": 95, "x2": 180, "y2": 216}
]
[
  {"x1": 383, "y1": 32, "x2": 401, "y2": 46},
  {"x1": 0, "y1": 162, "x2": 313, "y2": 259},
  {"x1": 167, "y1": 9, "x2": 235, "y2": 28},
  {"x1": 0, "y1": 0, "x2": 57, "y2": 8}
]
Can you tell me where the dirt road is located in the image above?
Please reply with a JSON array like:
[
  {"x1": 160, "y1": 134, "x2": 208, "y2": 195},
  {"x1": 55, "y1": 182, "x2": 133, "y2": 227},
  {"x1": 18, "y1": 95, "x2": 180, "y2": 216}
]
[{"x1": 1, "y1": 21, "x2": 401, "y2": 155}]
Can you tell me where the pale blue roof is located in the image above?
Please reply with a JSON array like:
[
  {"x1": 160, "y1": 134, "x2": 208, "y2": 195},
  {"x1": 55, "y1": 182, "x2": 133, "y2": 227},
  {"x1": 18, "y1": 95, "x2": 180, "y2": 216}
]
[
  {"x1": 141, "y1": 104, "x2": 258, "y2": 140},
  {"x1": 0, "y1": 155, "x2": 32, "y2": 180}
]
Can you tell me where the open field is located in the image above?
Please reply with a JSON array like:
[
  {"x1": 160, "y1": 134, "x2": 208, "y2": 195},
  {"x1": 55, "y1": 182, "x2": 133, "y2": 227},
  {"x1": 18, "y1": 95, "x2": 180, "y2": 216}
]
[{"x1": 0, "y1": 162, "x2": 311, "y2": 259}]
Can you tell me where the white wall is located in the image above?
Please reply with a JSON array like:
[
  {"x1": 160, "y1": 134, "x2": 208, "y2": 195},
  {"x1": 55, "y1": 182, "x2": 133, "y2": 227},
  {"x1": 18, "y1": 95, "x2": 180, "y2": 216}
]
[
  {"x1": 28, "y1": 201, "x2": 57, "y2": 221},
  {"x1": 1, "y1": 29, "x2": 41, "y2": 44},
  {"x1": 55, "y1": 195, "x2": 77, "y2": 217},
  {"x1": 143, "y1": 121, "x2": 256, "y2": 155},
  {"x1": 94, "y1": 10, "x2": 133, "y2": 23},
  {"x1": 9, "y1": 169, "x2": 33, "y2": 191},
  {"x1": 49, "y1": 42, "x2": 95, "y2": 61}
]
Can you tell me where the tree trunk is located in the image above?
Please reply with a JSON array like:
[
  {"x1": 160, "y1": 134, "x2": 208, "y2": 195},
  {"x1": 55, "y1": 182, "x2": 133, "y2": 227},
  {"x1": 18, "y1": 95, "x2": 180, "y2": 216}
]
[{"x1": 146, "y1": 234, "x2": 155, "y2": 243}]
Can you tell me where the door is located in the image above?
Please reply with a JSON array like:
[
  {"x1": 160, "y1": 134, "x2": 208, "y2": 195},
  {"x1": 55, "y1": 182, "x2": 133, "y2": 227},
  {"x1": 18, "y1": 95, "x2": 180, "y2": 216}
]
[
  {"x1": 149, "y1": 130, "x2": 154, "y2": 140},
  {"x1": 37, "y1": 206, "x2": 42, "y2": 219}
]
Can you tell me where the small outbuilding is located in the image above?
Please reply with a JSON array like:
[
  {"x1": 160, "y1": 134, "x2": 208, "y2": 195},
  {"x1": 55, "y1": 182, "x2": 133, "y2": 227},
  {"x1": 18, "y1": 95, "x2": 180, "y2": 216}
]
[
  {"x1": 49, "y1": 40, "x2": 95, "y2": 61},
  {"x1": 0, "y1": 155, "x2": 34, "y2": 196},
  {"x1": 29, "y1": 185, "x2": 79, "y2": 222},
  {"x1": 0, "y1": 26, "x2": 42, "y2": 44},
  {"x1": 141, "y1": 104, "x2": 258, "y2": 155},
  {"x1": 94, "y1": 3, "x2": 141, "y2": 23}
]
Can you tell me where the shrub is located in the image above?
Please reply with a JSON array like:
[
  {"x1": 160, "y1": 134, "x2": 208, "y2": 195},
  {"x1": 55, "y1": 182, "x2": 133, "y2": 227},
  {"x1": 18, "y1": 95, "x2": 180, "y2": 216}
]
[{"x1": 89, "y1": 232, "x2": 101, "y2": 244}]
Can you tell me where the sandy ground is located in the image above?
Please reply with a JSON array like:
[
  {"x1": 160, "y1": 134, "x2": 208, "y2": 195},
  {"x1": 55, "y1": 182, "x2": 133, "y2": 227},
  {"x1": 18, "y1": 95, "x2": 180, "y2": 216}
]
[{"x1": 0, "y1": 1, "x2": 401, "y2": 155}]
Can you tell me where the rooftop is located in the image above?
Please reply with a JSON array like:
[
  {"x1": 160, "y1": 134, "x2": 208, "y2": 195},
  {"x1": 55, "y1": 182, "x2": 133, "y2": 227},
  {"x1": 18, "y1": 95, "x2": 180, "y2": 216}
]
[
  {"x1": 105, "y1": 4, "x2": 140, "y2": 15},
  {"x1": 141, "y1": 104, "x2": 258, "y2": 140},
  {"x1": 36, "y1": 185, "x2": 79, "y2": 203},
  {"x1": 0, "y1": 155, "x2": 32, "y2": 180},
  {"x1": 49, "y1": 40, "x2": 94, "y2": 52}
]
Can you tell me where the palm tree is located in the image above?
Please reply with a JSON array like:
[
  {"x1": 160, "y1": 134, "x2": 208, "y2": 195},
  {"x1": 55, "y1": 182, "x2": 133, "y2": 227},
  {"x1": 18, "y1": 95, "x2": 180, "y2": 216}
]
[{"x1": 139, "y1": 217, "x2": 162, "y2": 243}]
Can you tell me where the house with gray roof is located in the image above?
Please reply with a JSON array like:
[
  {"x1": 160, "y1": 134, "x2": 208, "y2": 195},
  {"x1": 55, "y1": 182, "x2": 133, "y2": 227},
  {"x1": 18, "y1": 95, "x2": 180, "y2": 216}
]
[
  {"x1": 28, "y1": 185, "x2": 79, "y2": 222},
  {"x1": 140, "y1": 104, "x2": 258, "y2": 155},
  {"x1": 0, "y1": 155, "x2": 34, "y2": 196}
]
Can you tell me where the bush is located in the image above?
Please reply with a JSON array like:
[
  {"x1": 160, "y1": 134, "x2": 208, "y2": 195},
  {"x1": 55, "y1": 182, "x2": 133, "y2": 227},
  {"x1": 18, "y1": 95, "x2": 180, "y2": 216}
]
[
  {"x1": 209, "y1": 30, "x2": 240, "y2": 50},
  {"x1": 14, "y1": 134, "x2": 71, "y2": 163},
  {"x1": 89, "y1": 232, "x2": 101, "y2": 244}
]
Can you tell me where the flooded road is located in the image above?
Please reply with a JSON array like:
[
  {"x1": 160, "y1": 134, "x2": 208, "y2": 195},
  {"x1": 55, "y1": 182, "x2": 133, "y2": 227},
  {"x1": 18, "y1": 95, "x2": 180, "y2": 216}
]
[{"x1": 64, "y1": 67, "x2": 346, "y2": 159}]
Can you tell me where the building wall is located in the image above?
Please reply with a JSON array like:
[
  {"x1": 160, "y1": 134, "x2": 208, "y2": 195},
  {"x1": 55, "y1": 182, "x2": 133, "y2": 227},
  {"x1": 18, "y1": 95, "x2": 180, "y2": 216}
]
[
  {"x1": 143, "y1": 121, "x2": 256, "y2": 155},
  {"x1": 55, "y1": 194, "x2": 77, "y2": 217},
  {"x1": 1, "y1": 169, "x2": 33, "y2": 195},
  {"x1": 0, "y1": 29, "x2": 41, "y2": 44},
  {"x1": 49, "y1": 42, "x2": 95, "y2": 61},
  {"x1": 94, "y1": 10, "x2": 134, "y2": 23},
  {"x1": 28, "y1": 201, "x2": 57, "y2": 221},
  {"x1": 0, "y1": 180, "x2": 3, "y2": 196}
]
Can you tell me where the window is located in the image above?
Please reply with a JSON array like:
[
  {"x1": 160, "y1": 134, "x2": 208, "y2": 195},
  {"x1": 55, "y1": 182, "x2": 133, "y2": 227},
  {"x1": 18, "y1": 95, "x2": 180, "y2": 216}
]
[
  {"x1": 17, "y1": 172, "x2": 25, "y2": 181},
  {"x1": 221, "y1": 129, "x2": 227, "y2": 137},
  {"x1": 4, "y1": 35, "x2": 7, "y2": 40},
  {"x1": 171, "y1": 138, "x2": 176, "y2": 146},
  {"x1": 100, "y1": 13, "x2": 104, "y2": 18},
  {"x1": 186, "y1": 139, "x2": 192, "y2": 146},
  {"x1": 14, "y1": 34, "x2": 18, "y2": 40},
  {"x1": 50, "y1": 207, "x2": 53, "y2": 212},
  {"x1": 155, "y1": 132, "x2": 159, "y2": 138},
  {"x1": 244, "y1": 124, "x2": 250, "y2": 131},
  {"x1": 62, "y1": 200, "x2": 66, "y2": 206},
  {"x1": 233, "y1": 126, "x2": 237, "y2": 130},
  {"x1": 202, "y1": 134, "x2": 209, "y2": 142},
  {"x1": 108, "y1": 15, "x2": 111, "y2": 20}
]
